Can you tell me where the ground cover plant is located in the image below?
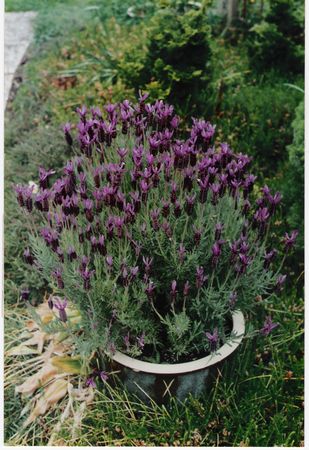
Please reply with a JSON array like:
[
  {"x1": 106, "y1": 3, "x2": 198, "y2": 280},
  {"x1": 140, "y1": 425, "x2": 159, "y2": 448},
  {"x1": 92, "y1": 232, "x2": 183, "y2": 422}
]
[{"x1": 4, "y1": 0, "x2": 304, "y2": 445}]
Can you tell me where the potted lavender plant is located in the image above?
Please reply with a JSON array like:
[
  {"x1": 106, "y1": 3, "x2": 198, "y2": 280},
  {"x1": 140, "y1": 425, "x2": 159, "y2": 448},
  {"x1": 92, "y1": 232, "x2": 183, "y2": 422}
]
[{"x1": 14, "y1": 94, "x2": 297, "y2": 403}]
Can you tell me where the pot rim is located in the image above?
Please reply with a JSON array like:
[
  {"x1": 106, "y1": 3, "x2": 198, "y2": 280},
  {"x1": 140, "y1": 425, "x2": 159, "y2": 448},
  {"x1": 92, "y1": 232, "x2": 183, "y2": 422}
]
[{"x1": 109, "y1": 310, "x2": 245, "y2": 375}]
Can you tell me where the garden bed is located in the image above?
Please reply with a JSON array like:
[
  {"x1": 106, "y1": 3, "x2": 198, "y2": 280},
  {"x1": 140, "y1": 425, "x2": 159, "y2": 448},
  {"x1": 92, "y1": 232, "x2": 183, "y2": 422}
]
[{"x1": 4, "y1": 0, "x2": 304, "y2": 446}]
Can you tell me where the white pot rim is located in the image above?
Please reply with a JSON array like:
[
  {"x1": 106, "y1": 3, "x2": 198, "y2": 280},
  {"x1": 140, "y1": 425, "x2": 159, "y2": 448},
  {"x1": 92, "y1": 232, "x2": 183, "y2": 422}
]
[{"x1": 110, "y1": 310, "x2": 245, "y2": 375}]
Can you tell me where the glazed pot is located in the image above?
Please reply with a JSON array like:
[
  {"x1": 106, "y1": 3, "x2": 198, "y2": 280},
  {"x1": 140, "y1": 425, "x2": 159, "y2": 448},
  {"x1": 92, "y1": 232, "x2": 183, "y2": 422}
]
[{"x1": 107, "y1": 310, "x2": 245, "y2": 404}]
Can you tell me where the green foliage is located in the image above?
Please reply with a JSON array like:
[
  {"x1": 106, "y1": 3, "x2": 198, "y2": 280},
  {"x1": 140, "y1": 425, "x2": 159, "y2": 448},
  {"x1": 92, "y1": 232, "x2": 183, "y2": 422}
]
[
  {"x1": 5, "y1": 122, "x2": 69, "y2": 305},
  {"x1": 216, "y1": 79, "x2": 301, "y2": 176},
  {"x1": 117, "y1": 1, "x2": 213, "y2": 115},
  {"x1": 95, "y1": 0, "x2": 156, "y2": 24},
  {"x1": 282, "y1": 99, "x2": 304, "y2": 263},
  {"x1": 247, "y1": 0, "x2": 304, "y2": 74}
]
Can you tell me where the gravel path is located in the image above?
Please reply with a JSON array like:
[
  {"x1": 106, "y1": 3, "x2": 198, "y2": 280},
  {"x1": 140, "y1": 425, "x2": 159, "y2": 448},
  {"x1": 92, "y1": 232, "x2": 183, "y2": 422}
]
[{"x1": 4, "y1": 11, "x2": 37, "y2": 106}]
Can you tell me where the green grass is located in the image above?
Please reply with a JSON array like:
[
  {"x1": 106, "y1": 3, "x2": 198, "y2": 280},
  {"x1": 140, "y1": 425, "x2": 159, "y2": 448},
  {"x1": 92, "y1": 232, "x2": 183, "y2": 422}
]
[
  {"x1": 68, "y1": 292, "x2": 302, "y2": 447},
  {"x1": 5, "y1": 0, "x2": 79, "y2": 12},
  {"x1": 4, "y1": 293, "x2": 304, "y2": 446},
  {"x1": 4, "y1": 0, "x2": 304, "y2": 446}
]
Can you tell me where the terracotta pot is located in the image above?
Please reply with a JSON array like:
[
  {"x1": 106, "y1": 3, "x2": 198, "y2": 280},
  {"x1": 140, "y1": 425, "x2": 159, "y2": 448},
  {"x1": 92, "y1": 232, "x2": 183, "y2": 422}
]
[{"x1": 107, "y1": 310, "x2": 245, "y2": 404}]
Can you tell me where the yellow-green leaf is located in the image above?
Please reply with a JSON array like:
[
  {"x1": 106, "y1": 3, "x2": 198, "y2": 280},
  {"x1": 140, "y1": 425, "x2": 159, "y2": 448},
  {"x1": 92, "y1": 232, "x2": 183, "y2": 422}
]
[{"x1": 51, "y1": 356, "x2": 87, "y2": 375}]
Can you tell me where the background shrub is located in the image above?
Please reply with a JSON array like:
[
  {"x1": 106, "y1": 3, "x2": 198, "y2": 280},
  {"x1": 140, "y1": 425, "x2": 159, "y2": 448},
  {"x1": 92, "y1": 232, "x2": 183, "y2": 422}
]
[
  {"x1": 215, "y1": 80, "x2": 301, "y2": 176},
  {"x1": 281, "y1": 99, "x2": 304, "y2": 275},
  {"x1": 247, "y1": 0, "x2": 304, "y2": 74},
  {"x1": 118, "y1": 0, "x2": 213, "y2": 116}
]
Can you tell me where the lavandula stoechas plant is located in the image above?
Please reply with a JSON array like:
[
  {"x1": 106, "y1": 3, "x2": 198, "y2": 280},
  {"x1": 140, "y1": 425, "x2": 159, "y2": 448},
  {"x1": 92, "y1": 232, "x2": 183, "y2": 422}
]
[{"x1": 14, "y1": 95, "x2": 296, "y2": 363}]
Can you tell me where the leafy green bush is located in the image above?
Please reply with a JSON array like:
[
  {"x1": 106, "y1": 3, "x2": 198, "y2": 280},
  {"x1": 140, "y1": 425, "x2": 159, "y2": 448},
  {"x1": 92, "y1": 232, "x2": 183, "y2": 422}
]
[
  {"x1": 247, "y1": 0, "x2": 304, "y2": 74},
  {"x1": 5, "y1": 125, "x2": 69, "y2": 305},
  {"x1": 215, "y1": 80, "x2": 301, "y2": 176},
  {"x1": 117, "y1": 0, "x2": 213, "y2": 116},
  {"x1": 16, "y1": 97, "x2": 294, "y2": 364},
  {"x1": 281, "y1": 100, "x2": 304, "y2": 270}
]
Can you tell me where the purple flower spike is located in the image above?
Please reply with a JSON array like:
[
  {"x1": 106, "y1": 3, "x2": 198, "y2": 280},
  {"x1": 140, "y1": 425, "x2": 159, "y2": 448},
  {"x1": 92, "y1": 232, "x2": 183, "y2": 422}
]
[
  {"x1": 23, "y1": 247, "x2": 34, "y2": 265},
  {"x1": 99, "y1": 371, "x2": 108, "y2": 382},
  {"x1": 174, "y1": 200, "x2": 181, "y2": 218},
  {"x1": 143, "y1": 256, "x2": 153, "y2": 276},
  {"x1": 63, "y1": 122, "x2": 73, "y2": 146},
  {"x1": 261, "y1": 185, "x2": 271, "y2": 198},
  {"x1": 210, "y1": 183, "x2": 220, "y2": 205},
  {"x1": 83, "y1": 199, "x2": 94, "y2": 223},
  {"x1": 80, "y1": 267, "x2": 95, "y2": 290},
  {"x1": 263, "y1": 249, "x2": 277, "y2": 269},
  {"x1": 52, "y1": 268, "x2": 64, "y2": 289},
  {"x1": 178, "y1": 244, "x2": 186, "y2": 263},
  {"x1": 254, "y1": 207, "x2": 270, "y2": 224},
  {"x1": 130, "y1": 266, "x2": 139, "y2": 282},
  {"x1": 140, "y1": 179, "x2": 150, "y2": 202},
  {"x1": 183, "y1": 280, "x2": 190, "y2": 297},
  {"x1": 145, "y1": 281, "x2": 155, "y2": 300},
  {"x1": 170, "y1": 181, "x2": 177, "y2": 203},
  {"x1": 93, "y1": 166, "x2": 102, "y2": 188},
  {"x1": 205, "y1": 328, "x2": 219, "y2": 351},
  {"x1": 106, "y1": 255, "x2": 113, "y2": 270},
  {"x1": 124, "y1": 333, "x2": 130, "y2": 351},
  {"x1": 196, "y1": 266, "x2": 208, "y2": 289},
  {"x1": 20, "y1": 288, "x2": 30, "y2": 301},
  {"x1": 67, "y1": 246, "x2": 77, "y2": 262},
  {"x1": 183, "y1": 167, "x2": 194, "y2": 191},
  {"x1": 260, "y1": 316, "x2": 279, "y2": 336},
  {"x1": 54, "y1": 297, "x2": 68, "y2": 322},
  {"x1": 162, "y1": 220, "x2": 172, "y2": 238},
  {"x1": 86, "y1": 377, "x2": 96, "y2": 388},
  {"x1": 170, "y1": 280, "x2": 178, "y2": 302},
  {"x1": 56, "y1": 247, "x2": 64, "y2": 263},
  {"x1": 39, "y1": 167, "x2": 55, "y2": 189},
  {"x1": 283, "y1": 230, "x2": 298, "y2": 253},
  {"x1": 117, "y1": 147, "x2": 128, "y2": 160},
  {"x1": 162, "y1": 200, "x2": 170, "y2": 218},
  {"x1": 268, "y1": 192, "x2": 282, "y2": 214},
  {"x1": 193, "y1": 227, "x2": 202, "y2": 246},
  {"x1": 242, "y1": 199, "x2": 251, "y2": 215},
  {"x1": 137, "y1": 331, "x2": 145, "y2": 349},
  {"x1": 229, "y1": 291, "x2": 237, "y2": 309},
  {"x1": 215, "y1": 223, "x2": 223, "y2": 241},
  {"x1": 77, "y1": 105, "x2": 87, "y2": 121},
  {"x1": 198, "y1": 176, "x2": 209, "y2": 203},
  {"x1": 243, "y1": 174, "x2": 257, "y2": 196},
  {"x1": 150, "y1": 209, "x2": 160, "y2": 231},
  {"x1": 276, "y1": 274, "x2": 287, "y2": 292},
  {"x1": 237, "y1": 253, "x2": 251, "y2": 275},
  {"x1": 98, "y1": 235, "x2": 106, "y2": 255},
  {"x1": 211, "y1": 241, "x2": 222, "y2": 266},
  {"x1": 90, "y1": 236, "x2": 98, "y2": 253},
  {"x1": 14, "y1": 185, "x2": 25, "y2": 208},
  {"x1": 80, "y1": 255, "x2": 90, "y2": 270},
  {"x1": 185, "y1": 194, "x2": 195, "y2": 215},
  {"x1": 14, "y1": 185, "x2": 34, "y2": 212}
]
